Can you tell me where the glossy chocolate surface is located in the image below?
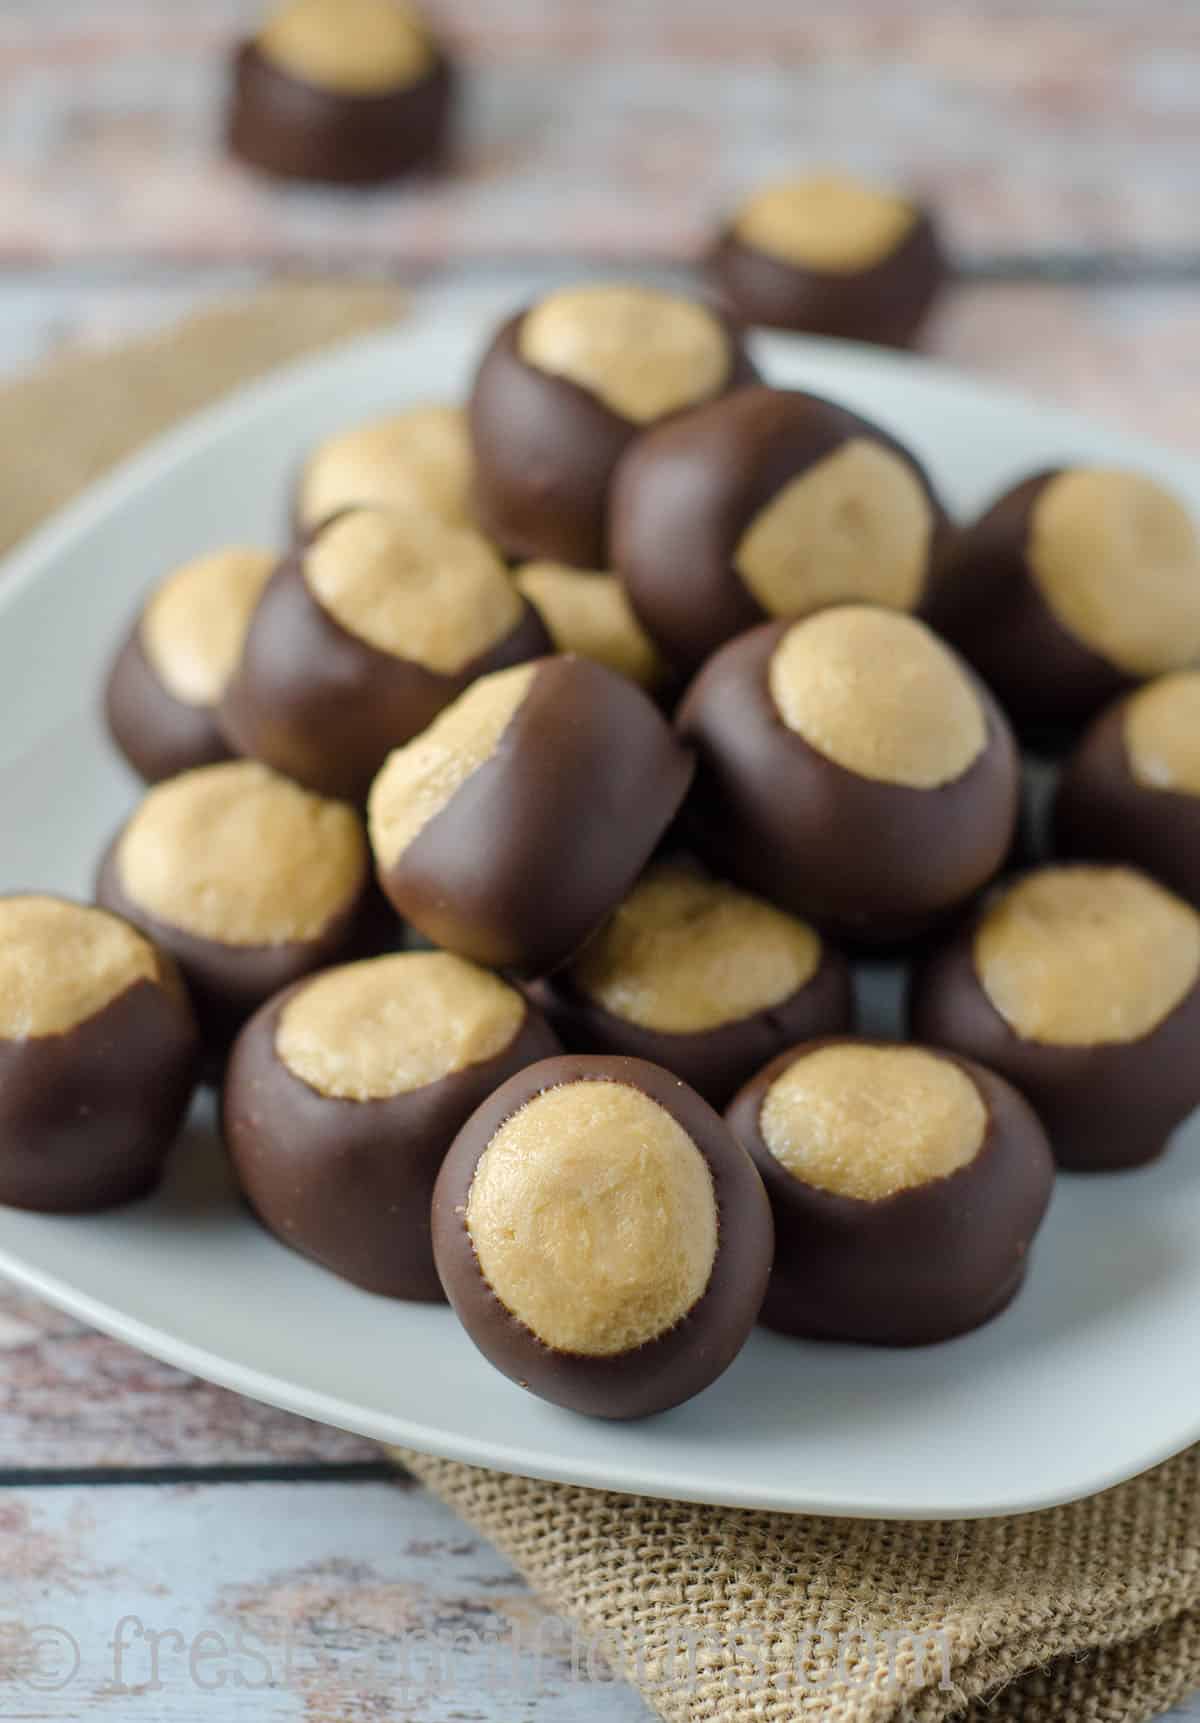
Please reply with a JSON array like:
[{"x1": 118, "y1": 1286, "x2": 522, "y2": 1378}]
[
  {"x1": 710, "y1": 207, "x2": 947, "y2": 348},
  {"x1": 676, "y1": 620, "x2": 1020, "y2": 945},
  {"x1": 220, "y1": 536, "x2": 550, "y2": 803},
  {"x1": 611, "y1": 384, "x2": 953, "y2": 674},
  {"x1": 227, "y1": 40, "x2": 454, "y2": 185},
  {"x1": 376, "y1": 656, "x2": 695, "y2": 975},
  {"x1": 469, "y1": 311, "x2": 757, "y2": 569},
  {"x1": 910, "y1": 896, "x2": 1200, "y2": 1169},
  {"x1": 105, "y1": 626, "x2": 235, "y2": 785},
  {"x1": 223, "y1": 984, "x2": 560, "y2": 1300}
]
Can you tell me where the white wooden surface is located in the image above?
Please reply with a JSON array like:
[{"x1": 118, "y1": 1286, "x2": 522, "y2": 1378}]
[{"x1": 1, "y1": 3, "x2": 1199, "y2": 1718}]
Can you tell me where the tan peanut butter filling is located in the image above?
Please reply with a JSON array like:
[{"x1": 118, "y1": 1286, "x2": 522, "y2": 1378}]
[
  {"x1": 298, "y1": 406, "x2": 472, "y2": 531},
  {"x1": 466, "y1": 1080, "x2": 718, "y2": 1356},
  {"x1": 0, "y1": 896, "x2": 164, "y2": 1039},
  {"x1": 768, "y1": 606, "x2": 986, "y2": 788},
  {"x1": 732, "y1": 173, "x2": 918, "y2": 272},
  {"x1": 1123, "y1": 672, "x2": 1200, "y2": 797},
  {"x1": 276, "y1": 951, "x2": 525, "y2": 1101},
  {"x1": 1028, "y1": 469, "x2": 1200, "y2": 676},
  {"x1": 140, "y1": 548, "x2": 275, "y2": 707},
  {"x1": 368, "y1": 662, "x2": 538, "y2": 868},
  {"x1": 513, "y1": 563, "x2": 664, "y2": 689},
  {"x1": 518, "y1": 285, "x2": 731, "y2": 425},
  {"x1": 258, "y1": 0, "x2": 434, "y2": 94},
  {"x1": 304, "y1": 507, "x2": 522, "y2": 672},
  {"x1": 116, "y1": 760, "x2": 367, "y2": 946},
  {"x1": 570, "y1": 861, "x2": 822, "y2": 1033},
  {"x1": 734, "y1": 437, "x2": 933, "y2": 619},
  {"x1": 761, "y1": 1043, "x2": 986, "y2": 1201},
  {"x1": 974, "y1": 866, "x2": 1200, "y2": 1046}
]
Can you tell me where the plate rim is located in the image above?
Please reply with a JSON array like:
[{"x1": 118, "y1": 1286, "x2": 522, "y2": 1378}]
[{"x1": 2, "y1": 287, "x2": 1198, "y2": 1520}]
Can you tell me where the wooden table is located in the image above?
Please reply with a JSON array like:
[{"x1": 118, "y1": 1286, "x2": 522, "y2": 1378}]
[{"x1": 0, "y1": 4, "x2": 1197, "y2": 1717}]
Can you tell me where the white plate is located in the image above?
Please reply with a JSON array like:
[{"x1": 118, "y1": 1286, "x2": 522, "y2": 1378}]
[{"x1": 2, "y1": 286, "x2": 1198, "y2": 1520}]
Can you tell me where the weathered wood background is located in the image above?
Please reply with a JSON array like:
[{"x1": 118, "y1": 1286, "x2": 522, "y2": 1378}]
[{"x1": 0, "y1": 3, "x2": 1197, "y2": 1717}]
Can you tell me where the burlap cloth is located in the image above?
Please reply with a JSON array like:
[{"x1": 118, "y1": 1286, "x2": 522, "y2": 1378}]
[{"x1": 8, "y1": 281, "x2": 1200, "y2": 1723}]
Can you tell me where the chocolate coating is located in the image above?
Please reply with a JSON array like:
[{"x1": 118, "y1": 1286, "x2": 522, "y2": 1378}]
[
  {"x1": 219, "y1": 531, "x2": 550, "y2": 803},
  {"x1": 1053, "y1": 693, "x2": 1200, "y2": 908},
  {"x1": 227, "y1": 39, "x2": 453, "y2": 185},
  {"x1": 373, "y1": 656, "x2": 695, "y2": 976},
  {"x1": 710, "y1": 205, "x2": 947, "y2": 348},
  {"x1": 676, "y1": 620, "x2": 1020, "y2": 944},
  {"x1": 726, "y1": 1038, "x2": 1054, "y2": 1346},
  {"x1": 535, "y1": 924, "x2": 854, "y2": 1111},
  {"x1": 611, "y1": 385, "x2": 953, "y2": 674},
  {"x1": 0, "y1": 900, "x2": 199, "y2": 1212},
  {"x1": 95, "y1": 836, "x2": 378, "y2": 1057},
  {"x1": 432, "y1": 1054, "x2": 773, "y2": 1418},
  {"x1": 469, "y1": 310, "x2": 757, "y2": 569},
  {"x1": 925, "y1": 472, "x2": 1134, "y2": 740},
  {"x1": 223, "y1": 981, "x2": 560, "y2": 1300},
  {"x1": 105, "y1": 625, "x2": 235, "y2": 784},
  {"x1": 910, "y1": 885, "x2": 1200, "y2": 1170}
]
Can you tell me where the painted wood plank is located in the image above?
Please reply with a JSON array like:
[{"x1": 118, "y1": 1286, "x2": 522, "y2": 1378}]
[
  {"x1": 0, "y1": 1479, "x2": 653, "y2": 1719},
  {"x1": 0, "y1": 1287, "x2": 378, "y2": 1468},
  {"x1": 0, "y1": 4, "x2": 1195, "y2": 262}
]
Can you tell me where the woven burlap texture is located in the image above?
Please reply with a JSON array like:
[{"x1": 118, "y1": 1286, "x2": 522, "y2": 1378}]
[{"x1": 9, "y1": 281, "x2": 1198, "y2": 1723}]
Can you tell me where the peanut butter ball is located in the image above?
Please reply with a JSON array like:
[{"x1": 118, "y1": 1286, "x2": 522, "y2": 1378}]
[
  {"x1": 105, "y1": 547, "x2": 274, "y2": 783},
  {"x1": 911, "y1": 865, "x2": 1200, "y2": 1169},
  {"x1": 220, "y1": 506, "x2": 549, "y2": 802},
  {"x1": 228, "y1": 0, "x2": 454, "y2": 185},
  {"x1": 433, "y1": 1055, "x2": 773, "y2": 1418},
  {"x1": 368, "y1": 655, "x2": 694, "y2": 975},
  {"x1": 296, "y1": 405, "x2": 473, "y2": 535},
  {"x1": 1053, "y1": 673, "x2": 1200, "y2": 907},
  {"x1": 469, "y1": 283, "x2": 757, "y2": 567},
  {"x1": 224, "y1": 952, "x2": 560, "y2": 1298},
  {"x1": 710, "y1": 171, "x2": 948, "y2": 347},
  {"x1": 927, "y1": 466, "x2": 1200, "y2": 739},
  {"x1": 0, "y1": 896, "x2": 199, "y2": 1211},
  {"x1": 612, "y1": 384, "x2": 953, "y2": 673},
  {"x1": 727, "y1": 1039, "x2": 1053, "y2": 1345},
  {"x1": 677, "y1": 607, "x2": 1019, "y2": 944},
  {"x1": 536, "y1": 858, "x2": 853, "y2": 1106},
  {"x1": 96, "y1": 760, "x2": 375, "y2": 1051}
]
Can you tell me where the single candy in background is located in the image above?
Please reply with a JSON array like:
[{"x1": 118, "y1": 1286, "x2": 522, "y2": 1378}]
[
  {"x1": 725, "y1": 1038, "x2": 1054, "y2": 1345},
  {"x1": 910, "y1": 864, "x2": 1200, "y2": 1170},
  {"x1": 709, "y1": 171, "x2": 948, "y2": 347},
  {"x1": 433, "y1": 1054, "x2": 773, "y2": 1419},
  {"x1": 0, "y1": 896, "x2": 199, "y2": 1211},
  {"x1": 223, "y1": 951, "x2": 561, "y2": 1300},
  {"x1": 227, "y1": 0, "x2": 455, "y2": 185},
  {"x1": 105, "y1": 547, "x2": 275, "y2": 783}
]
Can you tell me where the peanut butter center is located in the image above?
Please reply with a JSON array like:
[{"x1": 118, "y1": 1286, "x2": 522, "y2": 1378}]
[
  {"x1": 733, "y1": 174, "x2": 917, "y2": 273},
  {"x1": 466, "y1": 1080, "x2": 718, "y2": 1356},
  {"x1": 0, "y1": 896, "x2": 163, "y2": 1039},
  {"x1": 299, "y1": 406, "x2": 472, "y2": 531},
  {"x1": 1123, "y1": 672, "x2": 1200, "y2": 797},
  {"x1": 140, "y1": 548, "x2": 274, "y2": 707},
  {"x1": 258, "y1": 0, "x2": 433, "y2": 94},
  {"x1": 514, "y1": 563, "x2": 664, "y2": 689}
]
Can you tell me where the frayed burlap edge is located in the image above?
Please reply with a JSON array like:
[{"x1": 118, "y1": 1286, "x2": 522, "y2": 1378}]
[{"x1": 395, "y1": 1447, "x2": 1200, "y2": 1723}]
